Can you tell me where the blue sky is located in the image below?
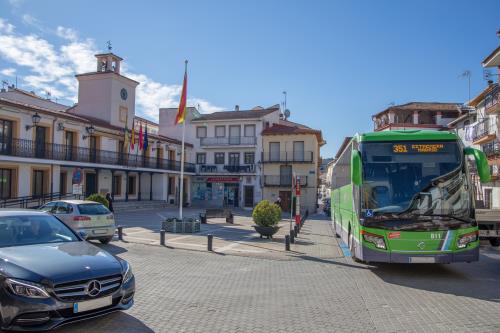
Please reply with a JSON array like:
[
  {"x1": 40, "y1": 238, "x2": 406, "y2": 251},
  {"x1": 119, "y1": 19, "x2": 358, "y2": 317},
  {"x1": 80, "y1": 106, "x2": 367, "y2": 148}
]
[{"x1": 0, "y1": 0, "x2": 499, "y2": 157}]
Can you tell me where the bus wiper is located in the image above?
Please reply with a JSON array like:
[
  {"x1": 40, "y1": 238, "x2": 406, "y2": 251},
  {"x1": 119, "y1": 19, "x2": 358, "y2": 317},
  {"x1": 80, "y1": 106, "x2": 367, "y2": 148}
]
[{"x1": 419, "y1": 213, "x2": 470, "y2": 224}]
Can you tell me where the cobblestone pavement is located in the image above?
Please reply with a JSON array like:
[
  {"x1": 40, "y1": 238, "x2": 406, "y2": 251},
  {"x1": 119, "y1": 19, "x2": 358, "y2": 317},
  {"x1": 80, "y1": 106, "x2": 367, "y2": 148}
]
[{"x1": 51, "y1": 215, "x2": 500, "y2": 333}]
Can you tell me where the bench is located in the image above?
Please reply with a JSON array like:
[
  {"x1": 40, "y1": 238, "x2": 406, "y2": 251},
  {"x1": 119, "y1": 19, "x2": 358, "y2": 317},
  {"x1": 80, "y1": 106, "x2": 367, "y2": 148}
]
[{"x1": 200, "y1": 208, "x2": 233, "y2": 224}]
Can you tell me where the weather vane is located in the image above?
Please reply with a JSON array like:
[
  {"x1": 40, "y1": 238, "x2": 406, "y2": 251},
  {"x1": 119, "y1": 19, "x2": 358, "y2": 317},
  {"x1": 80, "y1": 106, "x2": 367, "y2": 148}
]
[{"x1": 107, "y1": 40, "x2": 112, "y2": 52}]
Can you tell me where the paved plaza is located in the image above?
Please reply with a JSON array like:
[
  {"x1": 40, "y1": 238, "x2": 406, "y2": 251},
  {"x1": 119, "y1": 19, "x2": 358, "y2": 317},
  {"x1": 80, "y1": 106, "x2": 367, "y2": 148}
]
[{"x1": 48, "y1": 211, "x2": 500, "y2": 333}]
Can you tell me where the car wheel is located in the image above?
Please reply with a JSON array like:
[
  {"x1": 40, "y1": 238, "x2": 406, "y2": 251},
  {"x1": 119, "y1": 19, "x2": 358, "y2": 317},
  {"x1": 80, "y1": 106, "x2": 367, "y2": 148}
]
[
  {"x1": 99, "y1": 236, "x2": 113, "y2": 244},
  {"x1": 489, "y1": 238, "x2": 500, "y2": 247}
]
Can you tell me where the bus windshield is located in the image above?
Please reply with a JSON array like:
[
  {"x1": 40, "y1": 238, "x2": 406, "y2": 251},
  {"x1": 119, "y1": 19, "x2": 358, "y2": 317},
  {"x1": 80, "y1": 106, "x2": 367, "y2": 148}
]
[{"x1": 360, "y1": 141, "x2": 470, "y2": 218}]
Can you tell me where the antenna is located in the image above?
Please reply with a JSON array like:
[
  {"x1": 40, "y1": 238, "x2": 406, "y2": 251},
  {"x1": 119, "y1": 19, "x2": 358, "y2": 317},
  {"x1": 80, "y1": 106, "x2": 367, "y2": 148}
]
[{"x1": 459, "y1": 70, "x2": 471, "y2": 102}]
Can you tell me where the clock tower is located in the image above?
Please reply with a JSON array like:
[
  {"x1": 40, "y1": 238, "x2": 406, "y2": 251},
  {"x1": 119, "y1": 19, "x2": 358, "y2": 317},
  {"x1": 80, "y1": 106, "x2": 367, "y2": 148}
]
[{"x1": 70, "y1": 52, "x2": 139, "y2": 129}]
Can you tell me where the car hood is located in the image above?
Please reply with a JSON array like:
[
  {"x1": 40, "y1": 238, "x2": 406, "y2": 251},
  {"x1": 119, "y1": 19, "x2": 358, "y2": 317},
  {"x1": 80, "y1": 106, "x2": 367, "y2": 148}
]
[{"x1": 0, "y1": 241, "x2": 122, "y2": 285}]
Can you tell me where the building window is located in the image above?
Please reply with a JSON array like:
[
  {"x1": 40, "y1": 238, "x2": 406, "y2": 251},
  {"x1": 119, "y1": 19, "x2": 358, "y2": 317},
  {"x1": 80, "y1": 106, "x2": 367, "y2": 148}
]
[
  {"x1": 128, "y1": 175, "x2": 136, "y2": 195},
  {"x1": 215, "y1": 126, "x2": 225, "y2": 137},
  {"x1": 196, "y1": 153, "x2": 206, "y2": 164},
  {"x1": 293, "y1": 141, "x2": 305, "y2": 161},
  {"x1": 32, "y1": 170, "x2": 46, "y2": 198},
  {"x1": 244, "y1": 152, "x2": 255, "y2": 164},
  {"x1": 269, "y1": 142, "x2": 280, "y2": 161},
  {"x1": 229, "y1": 152, "x2": 240, "y2": 166},
  {"x1": 244, "y1": 125, "x2": 255, "y2": 137},
  {"x1": 113, "y1": 175, "x2": 122, "y2": 196},
  {"x1": 0, "y1": 119, "x2": 13, "y2": 154},
  {"x1": 60, "y1": 172, "x2": 67, "y2": 195},
  {"x1": 214, "y1": 152, "x2": 225, "y2": 164},
  {"x1": 196, "y1": 126, "x2": 207, "y2": 138},
  {"x1": 0, "y1": 168, "x2": 12, "y2": 199}
]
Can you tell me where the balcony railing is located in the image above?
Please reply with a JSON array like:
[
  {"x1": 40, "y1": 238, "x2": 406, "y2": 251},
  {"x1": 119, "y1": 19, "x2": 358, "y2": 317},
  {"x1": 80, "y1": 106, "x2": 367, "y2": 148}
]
[
  {"x1": 485, "y1": 86, "x2": 500, "y2": 114},
  {"x1": 200, "y1": 136, "x2": 257, "y2": 147},
  {"x1": 0, "y1": 138, "x2": 195, "y2": 173},
  {"x1": 263, "y1": 175, "x2": 308, "y2": 187},
  {"x1": 472, "y1": 118, "x2": 495, "y2": 143},
  {"x1": 197, "y1": 164, "x2": 255, "y2": 173},
  {"x1": 262, "y1": 151, "x2": 314, "y2": 163},
  {"x1": 483, "y1": 140, "x2": 500, "y2": 157}
]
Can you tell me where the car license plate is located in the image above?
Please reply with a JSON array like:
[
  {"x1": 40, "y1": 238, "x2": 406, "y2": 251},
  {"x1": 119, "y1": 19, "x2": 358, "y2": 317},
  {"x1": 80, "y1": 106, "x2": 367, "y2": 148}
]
[
  {"x1": 479, "y1": 230, "x2": 498, "y2": 237},
  {"x1": 73, "y1": 296, "x2": 112, "y2": 313},
  {"x1": 93, "y1": 229, "x2": 108, "y2": 235},
  {"x1": 410, "y1": 257, "x2": 435, "y2": 263}
]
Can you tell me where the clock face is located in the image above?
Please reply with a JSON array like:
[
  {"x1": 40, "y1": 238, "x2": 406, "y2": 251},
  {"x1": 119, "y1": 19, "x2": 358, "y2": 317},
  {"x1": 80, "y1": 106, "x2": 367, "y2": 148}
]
[{"x1": 120, "y1": 88, "x2": 128, "y2": 100}]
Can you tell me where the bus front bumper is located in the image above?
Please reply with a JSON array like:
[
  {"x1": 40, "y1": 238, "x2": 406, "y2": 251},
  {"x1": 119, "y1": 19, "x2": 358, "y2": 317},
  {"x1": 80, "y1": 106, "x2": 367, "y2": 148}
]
[{"x1": 360, "y1": 245, "x2": 479, "y2": 264}]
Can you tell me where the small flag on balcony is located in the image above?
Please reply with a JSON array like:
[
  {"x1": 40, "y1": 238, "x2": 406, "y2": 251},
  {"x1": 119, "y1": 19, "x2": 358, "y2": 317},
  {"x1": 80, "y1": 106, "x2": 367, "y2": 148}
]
[
  {"x1": 130, "y1": 119, "x2": 135, "y2": 151},
  {"x1": 143, "y1": 125, "x2": 148, "y2": 151},
  {"x1": 139, "y1": 122, "x2": 143, "y2": 151},
  {"x1": 123, "y1": 113, "x2": 129, "y2": 151},
  {"x1": 175, "y1": 63, "x2": 188, "y2": 125}
]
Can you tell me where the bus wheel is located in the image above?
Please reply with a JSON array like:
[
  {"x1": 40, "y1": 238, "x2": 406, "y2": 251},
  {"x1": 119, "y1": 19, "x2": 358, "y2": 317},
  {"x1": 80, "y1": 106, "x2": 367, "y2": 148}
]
[{"x1": 489, "y1": 238, "x2": 500, "y2": 247}]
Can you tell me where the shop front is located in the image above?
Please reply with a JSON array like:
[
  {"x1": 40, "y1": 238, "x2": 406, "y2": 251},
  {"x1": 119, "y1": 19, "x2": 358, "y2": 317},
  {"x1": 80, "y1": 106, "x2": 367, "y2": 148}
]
[{"x1": 191, "y1": 176, "x2": 242, "y2": 208}]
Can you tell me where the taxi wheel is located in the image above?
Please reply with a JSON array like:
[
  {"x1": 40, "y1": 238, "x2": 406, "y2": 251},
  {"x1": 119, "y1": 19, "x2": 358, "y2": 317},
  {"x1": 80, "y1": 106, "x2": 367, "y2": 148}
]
[{"x1": 99, "y1": 236, "x2": 113, "y2": 244}]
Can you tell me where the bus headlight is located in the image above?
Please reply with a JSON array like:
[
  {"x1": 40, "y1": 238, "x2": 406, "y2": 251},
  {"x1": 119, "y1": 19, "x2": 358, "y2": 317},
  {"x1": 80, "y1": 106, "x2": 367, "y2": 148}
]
[
  {"x1": 457, "y1": 231, "x2": 478, "y2": 249},
  {"x1": 361, "y1": 231, "x2": 386, "y2": 249}
]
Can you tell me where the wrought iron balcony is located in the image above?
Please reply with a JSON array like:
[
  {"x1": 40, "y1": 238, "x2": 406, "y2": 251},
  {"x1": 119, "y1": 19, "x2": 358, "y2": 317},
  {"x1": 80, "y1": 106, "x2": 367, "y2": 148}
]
[
  {"x1": 0, "y1": 138, "x2": 195, "y2": 173},
  {"x1": 200, "y1": 136, "x2": 256, "y2": 147},
  {"x1": 485, "y1": 86, "x2": 500, "y2": 114},
  {"x1": 483, "y1": 140, "x2": 500, "y2": 157},
  {"x1": 263, "y1": 175, "x2": 308, "y2": 187},
  {"x1": 261, "y1": 151, "x2": 314, "y2": 163},
  {"x1": 197, "y1": 164, "x2": 255, "y2": 173},
  {"x1": 472, "y1": 118, "x2": 496, "y2": 144}
]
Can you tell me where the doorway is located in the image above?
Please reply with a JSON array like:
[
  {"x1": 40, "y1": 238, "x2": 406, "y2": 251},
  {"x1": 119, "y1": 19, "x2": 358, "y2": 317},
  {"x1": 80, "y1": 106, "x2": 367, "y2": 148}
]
[
  {"x1": 279, "y1": 190, "x2": 291, "y2": 212},
  {"x1": 35, "y1": 126, "x2": 46, "y2": 158},
  {"x1": 85, "y1": 173, "x2": 97, "y2": 197},
  {"x1": 244, "y1": 186, "x2": 254, "y2": 207},
  {"x1": 224, "y1": 184, "x2": 239, "y2": 207}
]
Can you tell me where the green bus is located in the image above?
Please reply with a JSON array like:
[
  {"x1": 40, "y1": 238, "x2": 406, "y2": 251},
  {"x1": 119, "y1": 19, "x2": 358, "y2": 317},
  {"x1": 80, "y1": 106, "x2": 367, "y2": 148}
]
[{"x1": 331, "y1": 130, "x2": 490, "y2": 264}]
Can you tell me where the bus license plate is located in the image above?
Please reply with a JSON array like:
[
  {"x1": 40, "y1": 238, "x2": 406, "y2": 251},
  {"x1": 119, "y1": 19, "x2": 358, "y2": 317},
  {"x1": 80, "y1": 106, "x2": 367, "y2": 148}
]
[
  {"x1": 73, "y1": 296, "x2": 112, "y2": 313},
  {"x1": 410, "y1": 257, "x2": 435, "y2": 263}
]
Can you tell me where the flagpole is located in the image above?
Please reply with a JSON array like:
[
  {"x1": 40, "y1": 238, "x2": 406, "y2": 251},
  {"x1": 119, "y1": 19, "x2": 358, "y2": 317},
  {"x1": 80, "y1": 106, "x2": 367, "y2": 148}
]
[{"x1": 179, "y1": 60, "x2": 188, "y2": 220}]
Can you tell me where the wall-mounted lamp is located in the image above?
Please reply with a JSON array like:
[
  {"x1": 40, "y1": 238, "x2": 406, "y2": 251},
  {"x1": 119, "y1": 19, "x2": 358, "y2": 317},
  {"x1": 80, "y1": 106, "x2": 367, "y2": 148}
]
[
  {"x1": 57, "y1": 122, "x2": 65, "y2": 131},
  {"x1": 25, "y1": 112, "x2": 41, "y2": 131},
  {"x1": 152, "y1": 140, "x2": 162, "y2": 151},
  {"x1": 82, "y1": 124, "x2": 95, "y2": 140}
]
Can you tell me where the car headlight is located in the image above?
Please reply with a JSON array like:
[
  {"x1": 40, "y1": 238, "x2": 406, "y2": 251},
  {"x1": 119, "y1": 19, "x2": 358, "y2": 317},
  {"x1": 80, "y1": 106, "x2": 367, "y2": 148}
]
[
  {"x1": 122, "y1": 261, "x2": 133, "y2": 284},
  {"x1": 5, "y1": 278, "x2": 50, "y2": 299},
  {"x1": 361, "y1": 230, "x2": 386, "y2": 249},
  {"x1": 457, "y1": 231, "x2": 478, "y2": 249}
]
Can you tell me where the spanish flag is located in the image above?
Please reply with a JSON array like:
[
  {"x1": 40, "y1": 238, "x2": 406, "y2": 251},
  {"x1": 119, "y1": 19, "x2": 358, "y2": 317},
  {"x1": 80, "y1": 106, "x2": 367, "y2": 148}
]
[
  {"x1": 123, "y1": 113, "x2": 129, "y2": 151},
  {"x1": 175, "y1": 62, "x2": 188, "y2": 125},
  {"x1": 130, "y1": 119, "x2": 135, "y2": 151}
]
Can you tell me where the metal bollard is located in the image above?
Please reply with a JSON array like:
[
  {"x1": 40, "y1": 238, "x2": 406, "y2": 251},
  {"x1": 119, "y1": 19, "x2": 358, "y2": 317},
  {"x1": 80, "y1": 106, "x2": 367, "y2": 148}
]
[
  {"x1": 117, "y1": 226, "x2": 123, "y2": 241},
  {"x1": 294, "y1": 225, "x2": 298, "y2": 237},
  {"x1": 160, "y1": 229, "x2": 166, "y2": 246},
  {"x1": 285, "y1": 235, "x2": 290, "y2": 251},
  {"x1": 290, "y1": 229, "x2": 295, "y2": 244},
  {"x1": 207, "y1": 234, "x2": 213, "y2": 251}
]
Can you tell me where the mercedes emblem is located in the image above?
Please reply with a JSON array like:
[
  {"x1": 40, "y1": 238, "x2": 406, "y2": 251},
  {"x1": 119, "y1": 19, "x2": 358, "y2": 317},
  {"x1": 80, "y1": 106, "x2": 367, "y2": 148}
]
[{"x1": 86, "y1": 280, "x2": 101, "y2": 297}]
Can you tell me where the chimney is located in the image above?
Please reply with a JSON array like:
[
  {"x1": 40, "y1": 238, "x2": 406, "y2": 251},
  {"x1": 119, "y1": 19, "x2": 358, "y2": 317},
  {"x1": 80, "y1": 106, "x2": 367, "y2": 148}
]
[
  {"x1": 235, "y1": 105, "x2": 239, "y2": 111},
  {"x1": 488, "y1": 80, "x2": 494, "y2": 86}
]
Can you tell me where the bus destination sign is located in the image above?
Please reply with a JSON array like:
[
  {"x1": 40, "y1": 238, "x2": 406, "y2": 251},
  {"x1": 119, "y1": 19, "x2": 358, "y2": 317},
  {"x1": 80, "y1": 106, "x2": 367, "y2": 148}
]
[{"x1": 393, "y1": 143, "x2": 445, "y2": 153}]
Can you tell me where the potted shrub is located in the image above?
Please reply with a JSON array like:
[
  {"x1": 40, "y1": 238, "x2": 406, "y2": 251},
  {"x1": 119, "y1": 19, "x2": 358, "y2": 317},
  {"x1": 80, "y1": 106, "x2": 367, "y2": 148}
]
[
  {"x1": 86, "y1": 193, "x2": 109, "y2": 208},
  {"x1": 252, "y1": 200, "x2": 282, "y2": 239}
]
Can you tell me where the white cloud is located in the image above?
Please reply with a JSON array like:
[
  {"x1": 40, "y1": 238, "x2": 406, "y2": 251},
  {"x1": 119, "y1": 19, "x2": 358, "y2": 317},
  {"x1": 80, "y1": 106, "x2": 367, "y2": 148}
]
[
  {"x1": 0, "y1": 16, "x2": 223, "y2": 120},
  {"x1": 56, "y1": 26, "x2": 77, "y2": 41},
  {"x1": 0, "y1": 68, "x2": 16, "y2": 76},
  {"x1": 0, "y1": 18, "x2": 14, "y2": 33},
  {"x1": 8, "y1": 0, "x2": 23, "y2": 7}
]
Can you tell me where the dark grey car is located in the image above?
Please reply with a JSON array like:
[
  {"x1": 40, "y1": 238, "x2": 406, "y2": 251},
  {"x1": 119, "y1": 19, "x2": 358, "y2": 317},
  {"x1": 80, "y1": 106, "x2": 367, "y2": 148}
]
[{"x1": 0, "y1": 210, "x2": 135, "y2": 331}]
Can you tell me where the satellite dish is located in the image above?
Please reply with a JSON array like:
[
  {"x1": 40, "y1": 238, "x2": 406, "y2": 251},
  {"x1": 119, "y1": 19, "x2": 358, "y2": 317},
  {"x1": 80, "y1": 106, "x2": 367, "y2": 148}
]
[{"x1": 284, "y1": 109, "x2": 291, "y2": 119}]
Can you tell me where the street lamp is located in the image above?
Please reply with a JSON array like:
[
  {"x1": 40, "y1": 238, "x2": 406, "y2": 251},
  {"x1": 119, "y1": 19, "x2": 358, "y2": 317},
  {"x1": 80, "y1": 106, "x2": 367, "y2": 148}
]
[
  {"x1": 82, "y1": 124, "x2": 95, "y2": 140},
  {"x1": 25, "y1": 112, "x2": 41, "y2": 131}
]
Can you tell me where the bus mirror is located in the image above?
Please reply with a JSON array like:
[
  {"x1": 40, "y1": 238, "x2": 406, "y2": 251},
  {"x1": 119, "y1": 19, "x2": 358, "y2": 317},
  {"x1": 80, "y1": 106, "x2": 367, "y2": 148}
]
[
  {"x1": 351, "y1": 149, "x2": 362, "y2": 186},
  {"x1": 464, "y1": 147, "x2": 491, "y2": 183}
]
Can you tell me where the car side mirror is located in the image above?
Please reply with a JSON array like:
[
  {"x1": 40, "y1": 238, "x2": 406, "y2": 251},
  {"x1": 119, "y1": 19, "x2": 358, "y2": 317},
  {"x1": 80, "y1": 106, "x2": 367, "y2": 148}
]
[
  {"x1": 464, "y1": 147, "x2": 491, "y2": 183},
  {"x1": 351, "y1": 149, "x2": 362, "y2": 186},
  {"x1": 78, "y1": 230, "x2": 89, "y2": 240}
]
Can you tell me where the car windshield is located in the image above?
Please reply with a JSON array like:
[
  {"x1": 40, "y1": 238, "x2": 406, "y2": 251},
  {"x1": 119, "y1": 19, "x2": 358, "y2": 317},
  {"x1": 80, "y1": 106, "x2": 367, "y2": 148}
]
[
  {"x1": 0, "y1": 214, "x2": 79, "y2": 247},
  {"x1": 77, "y1": 204, "x2": 110, "y2": 215},
  {"x1": 360, "y1": 140, "x2": 469, "y2": 216}
]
